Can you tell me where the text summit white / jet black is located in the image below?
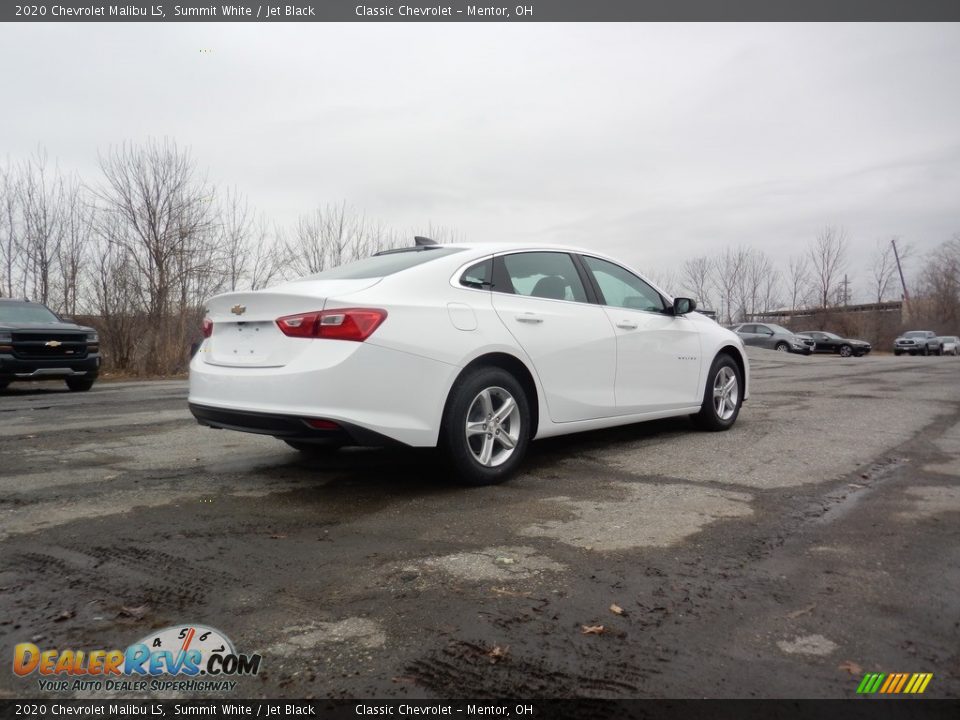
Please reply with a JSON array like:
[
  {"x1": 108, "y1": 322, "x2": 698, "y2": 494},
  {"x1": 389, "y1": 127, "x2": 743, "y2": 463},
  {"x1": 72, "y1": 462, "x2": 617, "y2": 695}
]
[{"x1": 189, "y1": 240, "x2": 749, "y2": 485}]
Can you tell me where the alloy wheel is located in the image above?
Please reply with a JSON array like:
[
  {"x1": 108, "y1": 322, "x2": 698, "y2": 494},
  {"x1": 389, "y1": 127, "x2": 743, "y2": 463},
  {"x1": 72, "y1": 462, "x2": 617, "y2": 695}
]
[
  {"x1": 713, "y1": 367, "x2": 739, "y2": 420},
  {"x1": 465, "y1": 386, "x2": 522, "y2": 467}
]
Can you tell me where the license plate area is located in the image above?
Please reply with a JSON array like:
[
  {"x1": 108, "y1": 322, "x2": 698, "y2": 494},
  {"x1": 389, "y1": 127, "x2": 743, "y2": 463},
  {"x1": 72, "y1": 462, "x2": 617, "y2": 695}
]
[{"x1": 211, "y1": 321, "x2": 276, "y2": 364}]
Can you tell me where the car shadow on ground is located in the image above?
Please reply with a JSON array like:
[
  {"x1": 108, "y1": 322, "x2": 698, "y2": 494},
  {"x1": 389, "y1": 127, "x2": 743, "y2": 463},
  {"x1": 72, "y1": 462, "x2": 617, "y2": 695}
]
[{"x1": 275, "y1": 415, "x2": 695, "y2": 494}]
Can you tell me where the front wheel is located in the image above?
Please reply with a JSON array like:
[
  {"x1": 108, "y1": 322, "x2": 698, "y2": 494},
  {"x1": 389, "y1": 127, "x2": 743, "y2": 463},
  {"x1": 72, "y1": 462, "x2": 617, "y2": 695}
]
[
  {"x1": 839, "y1": 344, "x2": 853, "y2": 358},
  {"x1": 66, "y1": 377, "x2": 95, "y2": 392},
  {"x1": 692, "y1": 354, "x2": 743, "y2": 432},
  {"x1": 774, "y1": 342, "x2": 790, "y2": 353},
  {"x1": 441, "y1": 366, "x2": 531, "y2": 486}
]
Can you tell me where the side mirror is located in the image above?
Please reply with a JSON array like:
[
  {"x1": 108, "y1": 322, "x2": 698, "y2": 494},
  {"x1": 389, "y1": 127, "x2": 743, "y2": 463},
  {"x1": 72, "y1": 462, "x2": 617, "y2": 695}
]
[{"x1": 672, "y1": 297, "x2": 697, "y2": 316}]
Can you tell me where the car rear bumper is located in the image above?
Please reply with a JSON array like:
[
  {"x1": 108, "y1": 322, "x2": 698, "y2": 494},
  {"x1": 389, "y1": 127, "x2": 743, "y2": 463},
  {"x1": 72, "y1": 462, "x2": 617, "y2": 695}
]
[{"x1": 188, "y1": 339, "x2": 458, "y2": 447}]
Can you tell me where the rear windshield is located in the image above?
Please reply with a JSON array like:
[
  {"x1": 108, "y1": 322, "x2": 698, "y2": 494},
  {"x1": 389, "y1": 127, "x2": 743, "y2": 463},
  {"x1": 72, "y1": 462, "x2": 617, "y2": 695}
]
[
  {"x1": 0, "y1": 302, "x2": 60, "y2": 323},
  {"x1": 297, "y1": 248, "x2": 464, "y2": 281}
]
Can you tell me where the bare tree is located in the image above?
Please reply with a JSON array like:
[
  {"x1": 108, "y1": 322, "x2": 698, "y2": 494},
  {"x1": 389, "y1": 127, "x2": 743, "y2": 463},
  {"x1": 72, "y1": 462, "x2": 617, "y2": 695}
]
[
  {"x1": 785, "y1": 254, "x2": 811, "y2": 311},
  {"x1": 17, "y1": 147, "x2": 66, "y2": 304},
  {"x1": 56, "y1": 178, "x2": 92, "y2": 315},
  {"x1": 94, "y1": 139, "x2": 216, "y2": 374},
  {"x1": 0, "y1": 161, "x2": 19, "y2": 298},
  {"x1": 681, "y1": 256, "x2": 713, "y2": 310},
  {"x1": 712, "y1": 246, "x2": 748, "y2": 324},
  {"x1": 917, "y1": 235, "x2": 960, "y2": 330},
  {"x1": 871, "y1": 237, "x2": 912, "y2": 304},
  {"x1": 808, "y1": 226, "x2": 848, "y2": 308}
]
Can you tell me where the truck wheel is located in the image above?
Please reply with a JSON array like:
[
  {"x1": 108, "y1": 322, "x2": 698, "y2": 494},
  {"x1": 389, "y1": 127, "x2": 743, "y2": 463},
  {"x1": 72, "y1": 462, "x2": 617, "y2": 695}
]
[
  {"x1": 66, "y1": 377, "x2": 95, "y2": 392},
  {"x1": 894, "y1": 351, "x2": 902, "y2": 356}
]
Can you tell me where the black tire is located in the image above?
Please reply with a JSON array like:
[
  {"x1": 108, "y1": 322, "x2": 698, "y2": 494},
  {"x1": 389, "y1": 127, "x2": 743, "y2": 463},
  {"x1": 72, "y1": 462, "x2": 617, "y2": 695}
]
[
  {"x1": 935, "y1": 346, "x2": 943, "y2": 356},
  {"x1": 894, "y1": 351, "x2": 902, "y2": 356},
  {"x1": 0, "y1": 381, "x2": 9, "y2": 390},
  {"x1": 839, "y1": 344, "x2": 853, "y2": 358},
  {"x1": 922, "y1": 345, "x2": 929, "y2": 356},
  {"x1": 283, "y1": 439, "x2": 342, "y2": 454},
  {"x1": 65, "y1": 377, "x2": 95, "y2": 392},
  {"x1": 692, "y1": 353, "x2": 743, "y2": 432},
  {"x1": 774, "y1": 342, "x2": 789, "y2": 353},
  {"x1": 441, "y1": 366, "x2": 531, "y2": 486}
]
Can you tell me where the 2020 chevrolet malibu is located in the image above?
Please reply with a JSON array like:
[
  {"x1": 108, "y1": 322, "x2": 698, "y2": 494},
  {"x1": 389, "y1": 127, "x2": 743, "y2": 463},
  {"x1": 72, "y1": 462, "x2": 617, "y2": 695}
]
[{"x1": 188, "y1": 241, "x2": 749, "y2": 485}]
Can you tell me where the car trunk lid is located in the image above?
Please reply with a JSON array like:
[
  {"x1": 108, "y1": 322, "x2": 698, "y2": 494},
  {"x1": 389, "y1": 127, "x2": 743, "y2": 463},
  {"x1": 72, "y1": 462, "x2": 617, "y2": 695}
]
[{"x1": 203, "y1": 278, "x2": 380, "y2": 367}]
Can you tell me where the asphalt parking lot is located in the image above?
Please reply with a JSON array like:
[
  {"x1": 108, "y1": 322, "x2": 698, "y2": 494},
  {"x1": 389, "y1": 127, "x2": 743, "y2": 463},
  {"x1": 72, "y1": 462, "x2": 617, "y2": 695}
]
[{"x1": 1, "y1": 350, "x2": 959, "y2": 700}]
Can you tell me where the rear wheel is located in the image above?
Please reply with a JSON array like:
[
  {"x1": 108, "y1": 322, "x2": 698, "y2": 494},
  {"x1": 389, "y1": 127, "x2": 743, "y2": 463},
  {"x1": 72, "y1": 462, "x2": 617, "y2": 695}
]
[
  {"x1": 692, "y1": 353, "x2": 743, "y2": 431},
  {"x1": 441, "y1": 366, "x2": 530, "y2": 486},
  {"x1": 65, "y1": 377, "x2": 95, "y2": 392},
  {"x1": 839, "y1": 344, "x2": 853, "y2": 358},
  {"x1": 775, "y1": 342, "x2": 789, "y2": 352}
]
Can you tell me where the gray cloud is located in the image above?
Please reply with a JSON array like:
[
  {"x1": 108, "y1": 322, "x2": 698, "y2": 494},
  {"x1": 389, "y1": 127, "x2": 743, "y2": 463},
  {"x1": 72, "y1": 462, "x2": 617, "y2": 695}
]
[{"x1": 2, "y1": 22, "x2": 958, "y2": 296}]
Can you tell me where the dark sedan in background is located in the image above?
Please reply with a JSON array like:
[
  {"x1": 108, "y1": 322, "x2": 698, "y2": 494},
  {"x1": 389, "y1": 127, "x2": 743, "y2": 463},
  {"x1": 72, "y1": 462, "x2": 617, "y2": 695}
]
[
  {"x1": 731, "y1": 323, "x2": 815, "y2": 354},
  {"x1": 796, "y1": 331, "x2": 872, "y2": 357}
]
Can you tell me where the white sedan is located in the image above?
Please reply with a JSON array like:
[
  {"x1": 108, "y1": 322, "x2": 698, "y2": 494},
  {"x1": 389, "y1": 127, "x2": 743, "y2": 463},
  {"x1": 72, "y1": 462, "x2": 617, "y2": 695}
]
[{"x1": 189, "y1": 241, "x2": 749, "y2": 485}]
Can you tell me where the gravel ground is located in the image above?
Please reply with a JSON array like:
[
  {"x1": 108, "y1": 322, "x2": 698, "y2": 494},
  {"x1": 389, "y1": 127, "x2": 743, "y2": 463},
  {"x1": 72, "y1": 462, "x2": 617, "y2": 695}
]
[{"x1": 1, "y1": 349, "x2": 958, "y2": 699}]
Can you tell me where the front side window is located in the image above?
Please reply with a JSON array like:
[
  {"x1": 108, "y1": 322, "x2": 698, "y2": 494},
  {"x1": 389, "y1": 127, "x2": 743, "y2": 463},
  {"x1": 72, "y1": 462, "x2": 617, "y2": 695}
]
[
  {"x1": 500, "y1": 252, "x2": 588, "y2": 303},
  {"x1": 582, "y1": 256, "x2": 665, "y2": 313}
]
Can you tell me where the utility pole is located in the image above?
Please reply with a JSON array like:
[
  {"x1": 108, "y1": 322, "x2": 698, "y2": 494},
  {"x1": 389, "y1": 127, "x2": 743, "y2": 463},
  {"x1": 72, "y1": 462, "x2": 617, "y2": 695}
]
[{"x1": 891, "y1": 238, "x2": 910, "y2": 317}]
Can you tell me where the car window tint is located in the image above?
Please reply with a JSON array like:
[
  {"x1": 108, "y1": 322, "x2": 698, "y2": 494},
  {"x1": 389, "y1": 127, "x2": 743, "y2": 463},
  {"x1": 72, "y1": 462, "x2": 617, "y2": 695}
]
[
  {"x1": 739, "y1": 324, "x2": 755, "y2": 333},
  {"x1": 582, "y1": 256, "x2": 665, "y2": 313},
  {"x1": 460, "y1": 259, "x2": 492, "y2": 289},
  {"x1": 0, "y1": 302, "x2": 61, "y2": 323},
  {"x1": 501, "y1": 252, "x2": 588, "y2": 303},
  {"x1": 296, "y1": 247, "x2": 464, "y2": 281}
]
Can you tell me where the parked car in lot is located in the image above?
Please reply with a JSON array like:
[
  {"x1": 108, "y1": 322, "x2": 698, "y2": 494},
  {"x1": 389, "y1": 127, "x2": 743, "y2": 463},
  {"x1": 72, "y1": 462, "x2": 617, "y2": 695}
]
[
  {"x1": 189, "y1": 241, "x2": 750, "y2": 485},
  {"x1": 795, "y1": 330, "x2": 872, "y2": 357},
  {"x1": 0, "y1": 298, "x2": 100, "y2": 392},
  {"x1": 730, "y1": 322, "x2": 814, "y2": 354},
  {"x1": 939, "y1": 336, "x2": 959, "y2": 356},
  {"x1": 894, "y1": 330, "x2": 942, "y2": 356}
]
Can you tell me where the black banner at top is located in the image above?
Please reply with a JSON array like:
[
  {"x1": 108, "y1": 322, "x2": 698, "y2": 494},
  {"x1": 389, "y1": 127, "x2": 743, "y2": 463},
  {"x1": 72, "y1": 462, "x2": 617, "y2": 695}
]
[{"x1": 2, "y1": 0, "x2": 960, "y2": 22}]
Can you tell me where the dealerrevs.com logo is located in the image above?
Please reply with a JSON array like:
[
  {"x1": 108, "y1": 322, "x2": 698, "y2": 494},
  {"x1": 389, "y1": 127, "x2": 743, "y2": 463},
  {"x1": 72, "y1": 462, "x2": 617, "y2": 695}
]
[{"x1": 13, "y1": 624, "x2": 262, "y2": 693}]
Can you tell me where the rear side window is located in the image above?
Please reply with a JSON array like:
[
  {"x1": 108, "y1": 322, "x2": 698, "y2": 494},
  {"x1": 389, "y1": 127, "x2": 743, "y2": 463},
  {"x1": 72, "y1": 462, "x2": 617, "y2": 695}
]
[
  {"x1": 460, "y1": 259, "x2": 492, "y2": 289},
  {"x1": 297, "y1": 248, "x2": 464, "y2": 281},
  {"x1": 500, "y1": 252, "x2": 588, "y2": 303}
]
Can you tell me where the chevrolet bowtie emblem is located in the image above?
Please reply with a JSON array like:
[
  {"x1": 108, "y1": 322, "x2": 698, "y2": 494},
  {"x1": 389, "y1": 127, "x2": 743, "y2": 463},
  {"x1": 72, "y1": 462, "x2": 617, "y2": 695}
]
[
  {"x1": 230, "y1": 304, "x2": 247, "y2": 316},
  {"x1": 45, "y1": 340, "x2": 62, "y2": 347}
]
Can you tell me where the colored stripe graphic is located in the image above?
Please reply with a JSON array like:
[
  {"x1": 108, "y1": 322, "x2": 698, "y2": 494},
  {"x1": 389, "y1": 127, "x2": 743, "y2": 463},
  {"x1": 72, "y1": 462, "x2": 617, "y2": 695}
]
[{"x1": 857, "y1": 672, "x2": 932, "y2": 694}]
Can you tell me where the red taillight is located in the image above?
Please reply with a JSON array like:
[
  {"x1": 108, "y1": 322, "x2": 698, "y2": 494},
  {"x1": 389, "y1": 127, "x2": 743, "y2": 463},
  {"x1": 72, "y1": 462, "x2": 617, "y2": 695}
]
[
  {"x1": 202, "y1": 317, "x2": 213, "y2": 338},
  {"x1": 276, "y1": 308, "x2": 387, "y2": 341},
  {"x1": 305, "y1": 419, "x2": 340, "y2": 430}
]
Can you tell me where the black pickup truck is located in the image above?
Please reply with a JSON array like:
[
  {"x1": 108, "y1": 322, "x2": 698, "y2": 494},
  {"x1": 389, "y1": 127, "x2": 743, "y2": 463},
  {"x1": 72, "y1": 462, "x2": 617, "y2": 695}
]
[{"x1": 0, "y1": 298, "x2": 100, "y2": 391}]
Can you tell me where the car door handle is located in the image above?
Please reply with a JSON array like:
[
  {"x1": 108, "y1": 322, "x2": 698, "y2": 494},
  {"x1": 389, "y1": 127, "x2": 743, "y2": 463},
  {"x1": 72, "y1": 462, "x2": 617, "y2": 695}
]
[
  {"x1": 616, "y1": 320, "x2": 638, "y2": 330},
  {"x1": 516, "y1": 313, "x2": 543, "y2": 324}
]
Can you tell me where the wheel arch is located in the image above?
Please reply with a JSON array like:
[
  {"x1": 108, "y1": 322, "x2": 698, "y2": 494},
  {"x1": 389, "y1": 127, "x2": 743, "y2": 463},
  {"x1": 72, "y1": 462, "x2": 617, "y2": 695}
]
[{"x1": 443, "y1": 352, "x2": 541, "y2": 440}]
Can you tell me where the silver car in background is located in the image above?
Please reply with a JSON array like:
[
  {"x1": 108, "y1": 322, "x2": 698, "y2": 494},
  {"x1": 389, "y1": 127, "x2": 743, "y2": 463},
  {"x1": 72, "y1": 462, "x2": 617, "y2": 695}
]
[
  {"x1": 939, "y1": 336, "x2": 960, "y2": 356},
  {"x1": 731, "y1": 322, "x2": 815, "y2": 354}
]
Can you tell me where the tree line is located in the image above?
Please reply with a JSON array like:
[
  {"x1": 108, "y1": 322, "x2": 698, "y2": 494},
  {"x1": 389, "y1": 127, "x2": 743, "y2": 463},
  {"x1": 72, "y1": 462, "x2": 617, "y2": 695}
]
[
  {"x1": 1, "y1": 140, "x2": 958, "y2": 375},
  {"x1": 0, "y1": 140, "x2": 453, "y2": 374},
  {"x1": 673, "y1": 226, "x2": 959, "y2": 331}
]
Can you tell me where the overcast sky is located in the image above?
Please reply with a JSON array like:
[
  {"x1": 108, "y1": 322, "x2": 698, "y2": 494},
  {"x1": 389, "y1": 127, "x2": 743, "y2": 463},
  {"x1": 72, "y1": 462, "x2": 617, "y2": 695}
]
[{"x1": 2, "y1": 22, "x2": 958, "y2": 297}]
